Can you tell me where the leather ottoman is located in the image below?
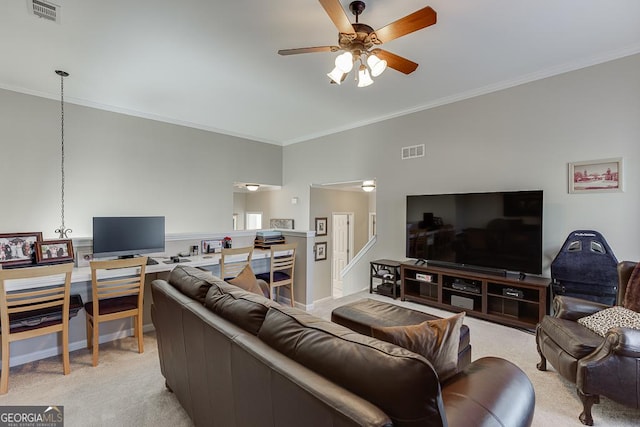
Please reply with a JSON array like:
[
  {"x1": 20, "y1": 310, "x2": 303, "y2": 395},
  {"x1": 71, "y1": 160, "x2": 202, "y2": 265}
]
[{"x1": 332, "y1": 298, "x2": 472, "y2": 370}]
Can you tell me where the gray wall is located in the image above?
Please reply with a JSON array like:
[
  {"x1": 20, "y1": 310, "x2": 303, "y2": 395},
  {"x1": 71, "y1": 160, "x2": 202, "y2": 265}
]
[
  {"x1": 283, "y1": 53, "x2": 640, "y2": 296},
  {"x1": 1, "y1": 89, "x2": 282, "y2": 238}
]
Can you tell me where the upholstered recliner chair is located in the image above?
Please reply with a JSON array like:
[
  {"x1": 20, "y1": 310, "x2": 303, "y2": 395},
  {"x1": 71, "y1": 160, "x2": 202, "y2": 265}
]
[{"x1": 536, "y1": 261, "x2": 640, "y2": 425}]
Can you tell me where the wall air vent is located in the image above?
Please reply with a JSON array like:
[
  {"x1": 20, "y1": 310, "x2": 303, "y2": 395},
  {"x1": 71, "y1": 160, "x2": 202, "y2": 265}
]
[
  {"x1": 28, "y1": 0, "x2": 60, "y2": 23},
  {"x1": 401, "y1": 144, "x2": 425, "y2": 160}
]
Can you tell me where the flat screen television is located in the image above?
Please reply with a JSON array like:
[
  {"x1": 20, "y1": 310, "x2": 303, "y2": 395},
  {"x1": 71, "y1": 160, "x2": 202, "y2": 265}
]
[
  {"x1": 92, "y1": 216, "x2": 165, "y2": 258},
  {"x1": 406, "y1": 191, "x2": 543, "y2": 275}
]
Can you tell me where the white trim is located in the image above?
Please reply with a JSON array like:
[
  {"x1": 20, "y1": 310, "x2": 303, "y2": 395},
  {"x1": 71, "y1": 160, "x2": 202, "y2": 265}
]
[{"x1": 342, "y1": 235, "x2": 376, "y2": 277}]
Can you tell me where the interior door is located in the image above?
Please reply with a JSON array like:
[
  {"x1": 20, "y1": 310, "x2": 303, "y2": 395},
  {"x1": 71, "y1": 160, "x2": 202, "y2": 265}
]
[{"x1": 332, "y1": 213, "x2": 353, "y2": 298}]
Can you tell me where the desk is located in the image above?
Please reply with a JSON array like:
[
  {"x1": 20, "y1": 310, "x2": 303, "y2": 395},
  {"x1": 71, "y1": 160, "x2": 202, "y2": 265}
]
[
  {"x1": 4, "y1": 249, "x2": 272, "y2": 292},
  {"x1": 2, "y1": 249, "x2": 272, "y2": 368}
]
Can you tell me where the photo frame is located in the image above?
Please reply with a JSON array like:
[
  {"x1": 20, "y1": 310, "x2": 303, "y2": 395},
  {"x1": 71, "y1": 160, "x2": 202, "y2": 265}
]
[
  {"x1": 568, "y1": 158, "x2": 623, "y2": 193},
  {"x1": 201, "y1": 239, "x2": 223, "y2": 254},
  {"x1": 314, "y1": 242, "x2": 327, "y2": 261},
  {"x1": 315, "y1": 217, "x2": 328, "y2": 236},
  {"x1": 35, "y1": 239, "x2": 74, "y2": 264},
  {"x1": 75, "y1": 247, "x2": 94, "y2": 268},
  {"x1": 270, "y1": 218, "x2": 295, "y2": 229},
  {"x1": 0, "y1": 232, "x2": 42, "y2": 268}
]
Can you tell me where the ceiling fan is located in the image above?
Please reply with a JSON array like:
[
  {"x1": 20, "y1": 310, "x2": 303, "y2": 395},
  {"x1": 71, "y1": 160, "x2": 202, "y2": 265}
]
[{"x1": 278, "y1": 0, "x2": 437, "y2": 87}]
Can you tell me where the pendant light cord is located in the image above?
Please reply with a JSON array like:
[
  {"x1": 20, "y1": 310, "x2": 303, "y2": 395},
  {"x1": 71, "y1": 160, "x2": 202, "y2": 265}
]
[{"x1": 55, "y1": 70, "x2": 71, "y2": 239}]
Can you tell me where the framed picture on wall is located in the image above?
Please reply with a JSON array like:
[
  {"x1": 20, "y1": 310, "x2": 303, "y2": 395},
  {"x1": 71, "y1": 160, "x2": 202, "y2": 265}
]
[
  {"x1": 315, "y1": 217, "x2": 328, "y2": 236},
  {"x1": 35, "y1": 239, "x2": 74, "y2": 264},
  {"x1": 270, "y1": 218, "x2": 295, "y2": 229},
  {"x1": 314, "y1": 242, "x2": 327, "y2": 261},
  {"x1": 568, "y1": 158, "x2": 623, "y2": 193},
  {"x1": 0, "y1": 232, "x2": 42, "y2": 268}
]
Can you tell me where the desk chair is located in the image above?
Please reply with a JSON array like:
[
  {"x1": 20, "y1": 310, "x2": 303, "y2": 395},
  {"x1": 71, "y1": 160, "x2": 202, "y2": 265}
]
[
  {"x1": 86, "y1": 257, "x2": 146, "y2": 367},
  {"x1": 258, "y1": 243, "x2": 297, "y2": 307},
  {"x1": 220, "y1": 246, "x2": 254, "y2": 280},
  {"x1": 0, "y1": 262, "x2": 73, "y2": 394}
]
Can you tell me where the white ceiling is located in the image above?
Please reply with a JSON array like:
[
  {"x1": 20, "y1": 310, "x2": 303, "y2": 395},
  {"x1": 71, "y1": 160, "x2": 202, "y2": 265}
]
[{"x1": 2, "y1": 0, "x2": 640, "y2": 146}]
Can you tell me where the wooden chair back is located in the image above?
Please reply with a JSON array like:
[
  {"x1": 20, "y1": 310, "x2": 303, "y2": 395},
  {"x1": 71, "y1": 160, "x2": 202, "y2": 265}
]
[
  {"x1": 0, "y1": 262, "x2": 74, "y2": 393},
  {"x1": 90, "y1": 257, "x2": 147, "y2": 308},
  {"x1": 220, "y1": 246, "x2": 254, "y2": 280},
  {"x1": 86, "y1": 257, "x2": 147, "y2": 366},
  {"x1": 268, "y1": 243, "x2": 297, "y2": 306}
]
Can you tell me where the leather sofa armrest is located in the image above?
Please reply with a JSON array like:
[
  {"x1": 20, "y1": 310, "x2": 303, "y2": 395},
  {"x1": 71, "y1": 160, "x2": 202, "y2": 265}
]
[
  {"x1": 606, "y1": 327, "x2": 640, "y2": 357},
  {"x1": 553, "y1": 296, "x2": 610, "y2": 321},
  {"x1": 580, "y1": 327, "x2": 640, "y2": 368},
  {"x1": 442, "y1": 357, "x2": 535, "y2": 427},
  {"x1": 577, "y1": 327, "x2": 640, "y2": 403}
]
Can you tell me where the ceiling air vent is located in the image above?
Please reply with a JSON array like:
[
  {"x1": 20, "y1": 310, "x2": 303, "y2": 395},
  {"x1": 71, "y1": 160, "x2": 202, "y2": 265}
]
[
  {"x1": 401, "y1": 144, "x2": 425, "y2": 160},
  {"x1": 28, "y1": 0, "x2": 60, "y2": 23}
]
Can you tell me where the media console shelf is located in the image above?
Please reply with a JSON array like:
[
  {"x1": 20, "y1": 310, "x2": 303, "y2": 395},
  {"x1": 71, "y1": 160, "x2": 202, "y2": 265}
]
[{"x1": 401, "y1": 262, "x2": 549, "y2": 330}]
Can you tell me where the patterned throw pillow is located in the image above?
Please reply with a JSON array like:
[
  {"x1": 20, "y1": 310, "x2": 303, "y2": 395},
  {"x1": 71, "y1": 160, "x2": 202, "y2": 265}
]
[{"x1": 577, "y1": 306, "x2": 640, "y2": 337}]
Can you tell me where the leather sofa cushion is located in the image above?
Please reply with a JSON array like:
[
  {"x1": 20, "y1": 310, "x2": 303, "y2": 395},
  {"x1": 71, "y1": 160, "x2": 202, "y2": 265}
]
[
  {"x1": 204, "y1": 281, "x2": 272, "y2": 335},
  {"x1": 539, "y1": 316, "x2": 603, "y2": 359},
  {"x1": 258, "y1": 304, "x2": 446, "y2": 427},
  {"x1": 168, "y1": 266, "x2": 226, "y2": 303}
]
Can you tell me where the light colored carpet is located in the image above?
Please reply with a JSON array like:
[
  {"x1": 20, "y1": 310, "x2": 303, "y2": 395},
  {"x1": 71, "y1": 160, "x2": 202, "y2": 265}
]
[{"x1": 1, "y1": 291, "x2": 638, "y2": 426}]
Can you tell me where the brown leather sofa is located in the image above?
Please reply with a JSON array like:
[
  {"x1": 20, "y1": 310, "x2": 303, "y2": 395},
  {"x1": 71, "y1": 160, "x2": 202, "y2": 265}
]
[
  {"x1": 152, "y1": 265, "x2": 535, "y2": 427},
  {"x1": 536, "y1": 261, "x2": 640, "y2": 425}
]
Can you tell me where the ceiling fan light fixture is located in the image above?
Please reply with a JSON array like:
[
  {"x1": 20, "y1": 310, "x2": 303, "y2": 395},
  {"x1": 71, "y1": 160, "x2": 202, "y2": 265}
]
[
  {"x1": 357, "y1": 64, "x2": 373, "y2": 88},
  {"x1": 327, "y1": 66, "x2": 346, "y2": 84},
  {"x1": 245, "y1": 184, "x2": 260, "y2": 192},
  {"x1": 367, "y1": 54, "x2": 387, "y2": 77},
  {"x1": 335, "y1": 51, "x2": 354, "y2": 73}
]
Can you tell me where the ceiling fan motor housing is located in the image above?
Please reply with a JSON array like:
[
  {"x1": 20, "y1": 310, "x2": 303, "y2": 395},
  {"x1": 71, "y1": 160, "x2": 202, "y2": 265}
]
[{"x1": 338, "y1": 23, "x2": 379, "y2": 54}]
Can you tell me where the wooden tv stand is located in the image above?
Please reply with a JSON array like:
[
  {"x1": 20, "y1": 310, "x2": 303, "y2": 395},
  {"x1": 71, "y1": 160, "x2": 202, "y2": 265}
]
[{"x1": 400, "y1": 262, "x2": 550, "y2": 330}]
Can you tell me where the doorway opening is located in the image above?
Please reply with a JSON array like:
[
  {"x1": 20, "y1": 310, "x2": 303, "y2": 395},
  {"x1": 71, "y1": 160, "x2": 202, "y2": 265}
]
[{"x1": 331, "y1": 212, "x2": 354, "y2": 298}]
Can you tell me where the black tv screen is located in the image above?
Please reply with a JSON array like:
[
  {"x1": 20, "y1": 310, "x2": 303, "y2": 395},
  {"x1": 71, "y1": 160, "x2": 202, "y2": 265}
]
[
  {"x1": 93, "y1": 216, "x2": 165, "y2": 258},
  {"x1": 406, "y1": 191, "x2": 543, "y2": 275}
]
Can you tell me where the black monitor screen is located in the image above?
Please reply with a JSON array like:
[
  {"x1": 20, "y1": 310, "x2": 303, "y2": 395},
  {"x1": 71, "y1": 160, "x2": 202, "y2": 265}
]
[{"x1": 92, "y1": 216, "x2": 165, "y2": 258}]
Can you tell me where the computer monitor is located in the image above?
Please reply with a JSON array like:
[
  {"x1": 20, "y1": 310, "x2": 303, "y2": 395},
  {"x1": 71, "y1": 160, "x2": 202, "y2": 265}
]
[{"x1": 92, "y1": 216, "x2": 165, "y2": 258}]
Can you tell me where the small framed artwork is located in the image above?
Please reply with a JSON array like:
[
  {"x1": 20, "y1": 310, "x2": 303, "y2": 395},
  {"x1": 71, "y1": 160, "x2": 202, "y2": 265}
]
[
  {"x1": 314, "y1": 242, "x2": 327, "y2": 261},
  {"x1": 201, "y1": 239, "x2": 223, "y2": 254},
  {"x1": 315, "y1": 217, "x2": 328, "y2": 236},
  {"x1": 75, "y1": 247, "x2": 94, "y2": 268},
  {"x1": 0, "y1": 232, "x2": 42, "y2": 268},
  {"x1": 35, "y1": 239, "x2": 74, "y2": 264},
  {"x1": 270, "y1": 218, "x2": 295, "y2": 229},
  {"x1": 568, "y1": 158, "x2": 623, "y2": 193}
]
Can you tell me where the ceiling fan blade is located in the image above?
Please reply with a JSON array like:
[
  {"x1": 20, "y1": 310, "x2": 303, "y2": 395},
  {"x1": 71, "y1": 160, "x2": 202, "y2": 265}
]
[
  {"x1": 373, "y1": 49, "x2": 418, "y2": 75},
  {"x1": 374, "y1": 6, "x2": 437, "y2": 44},
  {"x1": 319, "y1": 0, "x2": 355, "y2": 35},
  {"x1": 278, "y1": 46, "x2": 340, "y2": 56}
]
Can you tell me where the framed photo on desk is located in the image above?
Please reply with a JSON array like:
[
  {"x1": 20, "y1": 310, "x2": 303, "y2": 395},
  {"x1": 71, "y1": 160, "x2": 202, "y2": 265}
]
[
  {"x1": 0, "y1": 232, "x2": 42, "y2": 268},
  {"x1": 35, "y1": 239, "x2": 74, "y2": 264}
]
